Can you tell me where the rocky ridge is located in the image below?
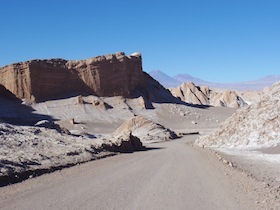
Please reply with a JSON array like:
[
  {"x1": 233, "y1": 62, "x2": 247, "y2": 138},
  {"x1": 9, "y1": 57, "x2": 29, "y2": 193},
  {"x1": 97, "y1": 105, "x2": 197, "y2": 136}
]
[
  {"x1": 169, "y1": 82, "x2": 247, "y2": 108},
  {"x1": 195, "y1": 82, "x2": 280, "y2": 148},
  {"x1": 149, "y1": 70, "x2": 280, "y2": 91}
]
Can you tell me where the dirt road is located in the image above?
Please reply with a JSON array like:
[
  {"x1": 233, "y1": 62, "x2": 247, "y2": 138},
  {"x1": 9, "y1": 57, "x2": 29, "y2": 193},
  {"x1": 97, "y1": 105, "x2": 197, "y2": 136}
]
[{"x1": 0, "y1": 136, "x2": 269, "y2": 210}]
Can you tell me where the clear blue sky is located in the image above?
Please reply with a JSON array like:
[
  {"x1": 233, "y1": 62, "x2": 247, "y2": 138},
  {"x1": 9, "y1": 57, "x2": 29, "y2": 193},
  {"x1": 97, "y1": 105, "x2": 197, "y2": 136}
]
[{"x1": 1, "y1": 0, "x2": 279, "y2": 82}]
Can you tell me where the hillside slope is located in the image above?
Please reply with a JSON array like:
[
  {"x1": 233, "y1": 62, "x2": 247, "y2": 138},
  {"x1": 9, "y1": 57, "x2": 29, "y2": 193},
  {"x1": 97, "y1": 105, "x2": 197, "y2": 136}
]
[{"x1": 195, "y1": 82, "x2": 280, "y2": 148}]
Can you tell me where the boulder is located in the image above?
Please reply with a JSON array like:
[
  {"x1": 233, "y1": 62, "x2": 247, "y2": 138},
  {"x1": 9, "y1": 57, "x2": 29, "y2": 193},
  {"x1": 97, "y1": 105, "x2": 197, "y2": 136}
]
[
  {"x1": 112, "y1": 116, "x2": 178, "y2": 143},
  {"x1": 103, "y1": 132, "x2": 144, "y2": 152},
  {"x1": 92, "y1": 99, "x2": 112, "y2": 110}
]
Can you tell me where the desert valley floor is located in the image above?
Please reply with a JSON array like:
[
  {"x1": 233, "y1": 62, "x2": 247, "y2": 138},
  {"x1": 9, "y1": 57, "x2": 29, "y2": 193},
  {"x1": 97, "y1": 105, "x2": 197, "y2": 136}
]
[{"x1": 0, "y1": 97, "x2": 279, "y2": 210}]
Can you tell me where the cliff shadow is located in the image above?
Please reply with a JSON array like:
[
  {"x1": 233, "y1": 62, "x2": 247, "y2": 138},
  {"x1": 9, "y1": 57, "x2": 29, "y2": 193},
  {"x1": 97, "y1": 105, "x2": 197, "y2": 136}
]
[
  {"x1": 29, "y1": 62, "x2": 96, "y2": 103},
  {"x1": 0, "y1": 97, "x2": 56, "y2": 126},
  {"x1": 131, "y1": 73, "x2": 211, "y2": 110}
]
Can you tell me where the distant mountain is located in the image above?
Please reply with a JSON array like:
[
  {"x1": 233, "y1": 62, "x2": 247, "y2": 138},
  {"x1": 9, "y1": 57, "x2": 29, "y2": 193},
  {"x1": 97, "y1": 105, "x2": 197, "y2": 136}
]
[
  {"x1": 148, "y1": 70, "x2": 280, "y2": 91},
  {"x1": 210, "y1": 75, "x2": 280, "y2": 91},
  {"x1": 149, "y1": 70, "x2": 180, "y2": 88},
  {"x1": 173, "y1": 74, "x2": 208, "y2": 85},
  {"x1": 244, "y1": 75, "x2": 280, "y2": 85},
  {"x1": 149, "y1": 70, "x2": 219, "y2": 88}
]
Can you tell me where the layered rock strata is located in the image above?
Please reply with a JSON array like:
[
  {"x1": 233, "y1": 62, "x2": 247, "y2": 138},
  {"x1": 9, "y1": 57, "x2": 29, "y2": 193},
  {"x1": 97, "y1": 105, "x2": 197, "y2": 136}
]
[{"x1": 0, "y1": 52, "x2": 144, "y2": 102}]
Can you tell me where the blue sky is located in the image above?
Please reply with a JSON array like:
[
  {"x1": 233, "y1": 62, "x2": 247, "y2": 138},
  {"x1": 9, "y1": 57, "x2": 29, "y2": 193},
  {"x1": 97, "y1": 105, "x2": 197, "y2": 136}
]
[{"x1": 1, "y1": 0, "x2": 279, "y2": 82}]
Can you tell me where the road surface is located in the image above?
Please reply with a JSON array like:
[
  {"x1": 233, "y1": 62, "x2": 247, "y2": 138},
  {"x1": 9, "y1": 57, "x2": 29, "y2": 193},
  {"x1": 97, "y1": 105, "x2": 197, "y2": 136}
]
[{"x1": 0, "y1": 136, "x2": 259, "y2": 210}]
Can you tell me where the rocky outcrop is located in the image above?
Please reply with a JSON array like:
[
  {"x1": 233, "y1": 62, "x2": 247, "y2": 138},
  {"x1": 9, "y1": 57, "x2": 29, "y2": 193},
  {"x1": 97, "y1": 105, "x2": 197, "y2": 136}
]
[
  {"x1": 169, "y1": 82, "x2": 247, "y2": 108},
  {"x1": 0, "y1": 52, "x2": 145, "y2": 102},
  {"x1": 210, "y1": 90, "x2": 247, "y2": 108},
  {"x1": 104, "y1": 132, "x2": 144, "y2": 152},
  {"x1": 0, "y1": 122, "x2": 106, "y2": 180},
  {"x1": 195, "y1": 82, "x2": 280, "y2": 148},
  {"x1": 0, "y1": 120, "x2": 146, "y2": 185},
  {"x1": 169, "y1": 82, "x2": 209, "y2": 105},
  {"x1": 112, "y1": 116, "x2": 178, "y2": 143}
]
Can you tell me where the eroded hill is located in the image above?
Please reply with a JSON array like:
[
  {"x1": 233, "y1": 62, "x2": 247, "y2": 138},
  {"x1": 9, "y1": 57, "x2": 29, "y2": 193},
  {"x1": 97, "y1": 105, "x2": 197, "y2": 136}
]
[
  {"x1": 169, "y1": 82, "x2": 248, "y2": 108},
  {"x1": 195, "y1": 82, "x2": 280, "y2": 148}
]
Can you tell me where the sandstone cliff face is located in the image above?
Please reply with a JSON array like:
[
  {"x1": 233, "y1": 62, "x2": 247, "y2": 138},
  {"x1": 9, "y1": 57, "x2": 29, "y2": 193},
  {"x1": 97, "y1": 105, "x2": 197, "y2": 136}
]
[
  {"x1": 0, "y1": 63, "x2": 31, "y2": 100},
  {"x1": 195, "y1": 82, "x2": 280, "y2": 148},
  {"x1": 169, "y1": 82, "x2": 247, "y2": 108},
  {"x1": 0, "y1": 52, "x2": 145, "y2": 102}
]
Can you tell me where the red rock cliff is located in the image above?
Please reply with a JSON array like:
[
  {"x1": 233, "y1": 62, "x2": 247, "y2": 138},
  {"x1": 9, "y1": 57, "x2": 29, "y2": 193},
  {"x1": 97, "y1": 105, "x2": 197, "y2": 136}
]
[{"x1": 0, "y1": 52, "x2": 145, "y2": 102}]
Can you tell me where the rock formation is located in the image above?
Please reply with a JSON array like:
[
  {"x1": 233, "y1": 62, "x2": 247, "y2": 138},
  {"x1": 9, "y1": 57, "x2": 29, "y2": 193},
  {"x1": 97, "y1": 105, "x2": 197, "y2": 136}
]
[
  {"x1": 112, "y1": 116, "x2": 178, "y2": 143},
  {"x1": 104, "y1": 132, "x2": 144, "y2": 152},
  {"x1": 169, "y1": 82, "x2": 209, "y2": 105},
  {"x1": 195, "y1": 82, "x2": 280, "y2": 148},
  {"x1": 0, "y1": 121, "x2": 103, "y2": 178},
  {"x1": 0, "y1": 52, "x2": 145, "y2": 102},
  {"x1": 169, "y1": 82, "x2": 247, "y2": 108},
  {"x1": 0, "y1": 119, "x2": 145, "y2": 183},
  {"x1": 210, "y1": 90, "x2": 247, "y2": 108}
]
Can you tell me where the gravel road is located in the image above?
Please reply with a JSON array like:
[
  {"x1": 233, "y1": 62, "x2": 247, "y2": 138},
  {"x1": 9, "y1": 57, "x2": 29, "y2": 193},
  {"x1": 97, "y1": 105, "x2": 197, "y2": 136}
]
[{"x1": 0, "y1": 136, "x2": 275, "y2": 210}]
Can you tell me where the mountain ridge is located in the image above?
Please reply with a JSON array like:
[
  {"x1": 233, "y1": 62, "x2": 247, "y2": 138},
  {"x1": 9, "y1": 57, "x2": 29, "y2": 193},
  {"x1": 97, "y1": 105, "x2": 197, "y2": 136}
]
[{"x1": 149, "y1": 70, "x2": 280, "y2": 91}]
